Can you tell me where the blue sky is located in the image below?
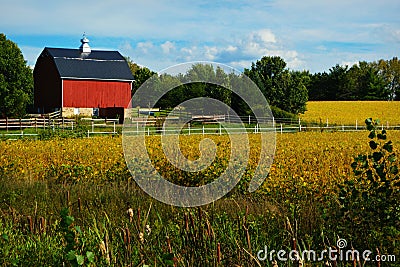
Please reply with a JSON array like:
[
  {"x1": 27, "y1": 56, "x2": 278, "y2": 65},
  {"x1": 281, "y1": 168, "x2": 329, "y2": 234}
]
[{"x1": 2, "y1": 0, "x2": 399, "y2": 73}]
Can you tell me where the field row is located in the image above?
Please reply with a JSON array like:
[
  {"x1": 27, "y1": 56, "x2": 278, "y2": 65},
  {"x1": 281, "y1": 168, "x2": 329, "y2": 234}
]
[
  {"x1": 1, "y1": 131, "x2": 399, "y2": 192},
  {"x1": 300, "y1": 101, "x2": 400, "y2": 125}
]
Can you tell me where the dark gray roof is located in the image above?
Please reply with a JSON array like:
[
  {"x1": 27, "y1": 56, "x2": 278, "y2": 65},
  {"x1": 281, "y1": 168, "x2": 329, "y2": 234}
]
[{"x1": 42, "y1": 47, "x2": 134, "y2": 81}]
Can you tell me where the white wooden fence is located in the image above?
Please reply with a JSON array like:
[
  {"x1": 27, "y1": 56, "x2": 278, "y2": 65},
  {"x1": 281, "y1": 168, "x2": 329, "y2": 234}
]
[
  {"x1": 0, "y1": 117, "x2": 75, "y2": 131},
  {"x1": 1, "y1": 115, "x2": 399, "y2": 139}
]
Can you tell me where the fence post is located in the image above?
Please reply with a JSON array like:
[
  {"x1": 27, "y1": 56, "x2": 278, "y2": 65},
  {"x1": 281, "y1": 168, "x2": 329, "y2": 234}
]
[
  {"x1": 387, "y1": 121, "x2": 389, "y2": 129},
  {"x1": 20, "y1": 118, "x2": 22, "y2": 131},
  {"x1": 248, "y1": 115, "x2": 251, "y2": 125},
  {"x1": 188, "y1": 123, "x2": 191, "y2": 135},
  {"x1": 92, "y1": 121, "x2": 94, "y2": 133},
  {"x1": 280, "y1": 123, "x2": 283, "y2": 134},
  {"x1": 272, "y1": 117, "x2": 275, "y2": 128},
  {"x1": 219, "y1": 124, "x2": 222, "y2": 135},
  {"x1": 6, "y1": 117, "x2": 8, "y2": 132},
  {"x1": 35, "y1": 118, "x2": 37, "y2": 132},
  {"x1": 71, "y1": 121, "x2": 74, "y2": 131},
  {"x1": 202, "y1": 125, "x2": 205, "y2": 135},
  {"x1": 87, "y1": 130, "x2": 90, "y2": 138},
  {"x1": 147, "y1": 128, "x2": 150, "y2": 136},
  {"x1": 355, "y1": 120, "x2": 358, "y2": 130},
  {"x1": 326, "y1": 118, "x2": 329, "y2": 127}
]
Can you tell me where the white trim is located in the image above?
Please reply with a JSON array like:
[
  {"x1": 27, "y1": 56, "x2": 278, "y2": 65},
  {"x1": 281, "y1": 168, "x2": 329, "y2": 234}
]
[
  {"x1": 61, "y1": 77, "x2": 134, "y2": 82},
  {"x1": 54, "y1": 57, "x2": 125, "y2": 62},
  {"x1": 61, "y1": 79, "x2": 64, "y2": 108}
]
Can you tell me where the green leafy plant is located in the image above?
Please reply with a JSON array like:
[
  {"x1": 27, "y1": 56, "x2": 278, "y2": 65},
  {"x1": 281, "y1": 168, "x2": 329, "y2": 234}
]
[
  {"x1": 60, "y1": 208, "x2": 95, "y2": 266},
  {"x1": 338, "y1": 118, "x2": 400, "y2": 253}
]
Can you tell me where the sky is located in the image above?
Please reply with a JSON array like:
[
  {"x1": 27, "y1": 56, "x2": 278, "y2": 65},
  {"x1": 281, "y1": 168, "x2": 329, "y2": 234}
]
[{"x1": 2, "y1": 0, "x2": 399, "y2": 73}]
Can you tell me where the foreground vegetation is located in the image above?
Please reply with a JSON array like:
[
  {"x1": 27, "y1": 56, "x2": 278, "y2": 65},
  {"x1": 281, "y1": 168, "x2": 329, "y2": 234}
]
[{"x1": 0, "y1": 127, "x2": 399, "y2": 266}]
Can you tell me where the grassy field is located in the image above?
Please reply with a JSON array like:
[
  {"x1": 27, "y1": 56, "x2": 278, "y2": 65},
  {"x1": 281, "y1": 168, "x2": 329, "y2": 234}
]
[
  {"x1": 300, "y1": 101, "x2": 400, "y2": 125},
  {"x1": 0, "y1": 129, "x2": 399, "y2": 266}
]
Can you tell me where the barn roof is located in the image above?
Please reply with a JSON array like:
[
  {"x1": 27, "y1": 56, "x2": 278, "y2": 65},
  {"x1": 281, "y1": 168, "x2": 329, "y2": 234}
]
[{"x1": 41, "y1": 47, "x2": 134, "y2": 81}]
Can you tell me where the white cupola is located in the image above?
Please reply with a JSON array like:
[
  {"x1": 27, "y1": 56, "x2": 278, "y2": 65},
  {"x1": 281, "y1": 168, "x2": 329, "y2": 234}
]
[{"x1": 79, "y1": 34, "x2": 91, "y2": 53}]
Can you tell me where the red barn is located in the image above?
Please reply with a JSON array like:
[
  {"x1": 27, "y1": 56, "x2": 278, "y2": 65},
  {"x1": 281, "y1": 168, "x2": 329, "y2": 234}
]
[{"x1": 34, "y1": 36, "x2": 134, "y2": 118}]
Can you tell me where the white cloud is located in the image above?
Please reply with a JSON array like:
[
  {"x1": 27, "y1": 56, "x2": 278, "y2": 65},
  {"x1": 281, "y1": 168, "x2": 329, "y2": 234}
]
[
  {"x1": 136, "y1": 41, "x2": 154, "y2": 54},
  {"x1": 254, "y1": 29, "x2": 277, "y2": 43},
  {"x1": 225, "y1": 45, "x2": 237, "y2": 52},
  {"x1": 161, "y1": 41, "x2": 175, "y2": 54},
  {"x1": 5, "y1": 0, "x2": 398, "y2": 73},
  {"x1": 204, "y1": 46, "x2": 218, "y2": 60}
]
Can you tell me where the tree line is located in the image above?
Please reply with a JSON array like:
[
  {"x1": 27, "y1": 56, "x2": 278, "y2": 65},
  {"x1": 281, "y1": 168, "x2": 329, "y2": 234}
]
[
  {"x1": 129, "y1": 56, "x2": 399, "y2": 118},
  {"x1": 308, "y1": 59, "x2": 400, "y2": 101},
  {"x1": 1, "y1": 33, "x2": 399, "y2": 118}
]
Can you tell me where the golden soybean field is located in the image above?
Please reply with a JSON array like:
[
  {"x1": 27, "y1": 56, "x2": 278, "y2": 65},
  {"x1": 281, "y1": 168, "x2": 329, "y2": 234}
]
[
  {"x1": 1, "y1": 131, "x2": 399, "y2": 195},
  {"x1": 1, "y1": 131, "x2": 400, "y2": 266},
  {"x1": 300, "y1": 101, "x2": 400, "y2": 125}
]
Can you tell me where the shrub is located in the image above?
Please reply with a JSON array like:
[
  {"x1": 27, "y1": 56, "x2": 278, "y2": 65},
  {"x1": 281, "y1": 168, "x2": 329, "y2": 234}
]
[{"x1": 338, "y1": 118, "x2": 400, "y2": 254}]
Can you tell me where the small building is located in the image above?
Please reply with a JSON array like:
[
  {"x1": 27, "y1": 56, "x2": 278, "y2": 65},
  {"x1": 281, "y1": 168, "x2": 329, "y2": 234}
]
[{"x1": 34, "y1": 35, "x2": 134, "y2": 118}]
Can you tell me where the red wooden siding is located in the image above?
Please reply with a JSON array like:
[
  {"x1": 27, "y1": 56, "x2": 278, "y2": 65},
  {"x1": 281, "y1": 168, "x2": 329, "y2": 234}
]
[{"x1": 63, "y1": 80, "x2": 131, "y2": 108}]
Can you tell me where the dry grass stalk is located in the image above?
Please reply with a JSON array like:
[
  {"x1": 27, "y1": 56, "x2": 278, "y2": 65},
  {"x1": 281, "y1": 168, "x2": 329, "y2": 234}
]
[
  {"x1": 27, "y1": 215, "x2": 33, "y2": 233},
  {"x1": 243, "y1": 223, "x2": 251, "y2": 251},
  {"x1": 126, "y1": 208, "x2": 134, "y2": 223},
  {"x1": 137, "y1": 207, "x2": 141, "y2": 228},
  {"x1": 330, "y1": 246, "x2": 337, "y2": 267},
  {"x1": 166, "y1": 236, "x2": 172, "y2": 253},
  {"x1": 376, "y1": 248, "x2": 381, "y2": 267},
  {"x1": 38, "y1": 217, "x2": 46, "y2": 234},
  {"x1": 217, "y1": 242, "x2": 221, "y2": 264},
  {"x1": 184, "y1": 213, "x2": 189, "y2": 232}
]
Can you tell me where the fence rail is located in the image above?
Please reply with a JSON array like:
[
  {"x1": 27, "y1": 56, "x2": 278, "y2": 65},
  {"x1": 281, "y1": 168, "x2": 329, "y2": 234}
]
[
  {"x1": 82, "y1": 118, "x2": 119, "y2": 137},
  {"x1": 124, "y1": 115, "x2": 400, "y2": 136},
  {"x1": 1, "y1": 115, "x2": 399, "y2": 139},
  {"x1": 0, "y1": 117, "x2": 75, "y2": 131}
]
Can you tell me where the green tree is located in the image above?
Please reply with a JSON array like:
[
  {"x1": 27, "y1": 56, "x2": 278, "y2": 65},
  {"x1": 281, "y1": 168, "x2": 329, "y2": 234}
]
[
  {"x1": 125, "y1": 57, "x2": 156, "y2": 95},
  {"x1": 308, "y1": 72, "x2": 331, "y2": 100},
  {"x1": 0, "y1": 33, "x2": 33, "y2": 118},
  {"x1": 348, "y1": 61, "x2": 388, "y2": 100},
  {"x1": 244, "y1": 56, "x2": 308, "y2": 114},
  {"x1": 286, "y1": 70, "x2": 309, "y2": 114},
  {"x1": 375, "y1": 57, "x2": 400, "y2": 101},
  {"x1": 328, "y1": 64, "x2": 351, "y2": 100}
]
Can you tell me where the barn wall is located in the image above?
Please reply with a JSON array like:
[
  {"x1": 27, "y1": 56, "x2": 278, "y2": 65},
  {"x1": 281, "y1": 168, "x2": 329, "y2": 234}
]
[
  {"x1": 33, "y1": 55, "x2": 62, "y2": 112},
  {"x1": 62, "y1": 80, "x2": 131, "y2": 108}
]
